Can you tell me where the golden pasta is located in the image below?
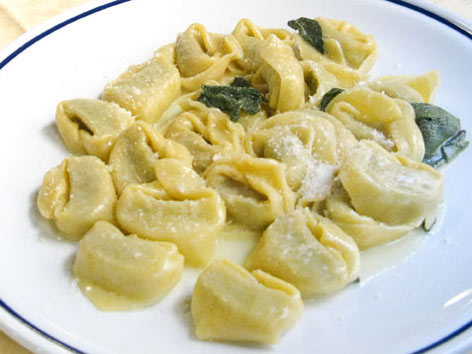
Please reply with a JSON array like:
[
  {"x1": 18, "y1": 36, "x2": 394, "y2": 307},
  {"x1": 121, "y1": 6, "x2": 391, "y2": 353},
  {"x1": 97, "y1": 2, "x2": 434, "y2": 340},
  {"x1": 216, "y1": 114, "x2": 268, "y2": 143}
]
[
  {"x1": 37, "y1": 155, "x2": 116, "y2": 240},
  {"x1": 109, "y1": 120, "x2": 192, "y2": 194},
  {"x1": 74, "y1": 221, "x2": 184, "y2": 310},
  {"x1": 56, "y1": 98, "x2": 134, "y2": 162},
  {"x1": 246, "y1": 209, "x2": 360, "y2": 296},
  {"x1": 191, "y1": 259, "x2": 303, "y2": 343},
  {"x1": 36, "y1": 15, "x2": 466, "y2": 347},
  {"x1": 116, "y1": 158, "x2": 226, "y2": 265}
]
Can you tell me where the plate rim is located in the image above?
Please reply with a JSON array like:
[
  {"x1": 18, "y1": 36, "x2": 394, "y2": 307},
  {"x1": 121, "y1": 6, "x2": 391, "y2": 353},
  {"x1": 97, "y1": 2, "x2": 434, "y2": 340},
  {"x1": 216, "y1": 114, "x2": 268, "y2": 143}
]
[{"x1": 0, "y1": 0, "x2": 470, "y2": 353}]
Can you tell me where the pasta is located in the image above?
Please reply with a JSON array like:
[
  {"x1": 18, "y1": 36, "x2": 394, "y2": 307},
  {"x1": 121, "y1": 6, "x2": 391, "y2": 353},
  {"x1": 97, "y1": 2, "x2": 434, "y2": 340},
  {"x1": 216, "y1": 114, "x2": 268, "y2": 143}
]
[
  {"x1": 56, "y1": 98, "x2": 134, "y2": 162},
  {"x1": 36, "y1": 15, "x2": 467, "y2": 347},
  {"x1": 164, "y1": 100, "x2": 245, "y2": 174},
  {"x1": 293, "y1": 17, "x2": 378, "y2": 73},
  {"x1": 37, "y1": 156, "x2": 116, "y2": 240},
  {"x1": 175, "y1": 23, "x2": 243, "y2": 91},
  {"x1": 116, "y1": 158, "x2": 226, "y2": 265},
  {"x1": 74, "y1": 221, "x2": 184, "y2": 310},
  {"x1": 109, "y1": 120, "x2": 192, "y2": 194},
  {"x1": 232, "y1": 18, "x2": 294, "y2": 73},
  {"x1": 191, "y1": 259, "x2": 303, "y2": 343},
  {"x1": 366, "y1": 70, "x2": 440, "y2": 103},
  {"x1": 103, "y1": 57, "x2": 181, "y2": 123},
  {"x1": 204, "y1": 154, "x2": 295, "y2": 230},
  {"x1": 246, "y1": 209, "x2": 360, "y2": 296},
  {"x1": 324, "y1": 184, "x2": 416, "y2": 249},
  {"x1": 325, "y1": 86, "x2": 426, "y2": 160},
  {"x1": 252, "y1": 35, "x2": 305, "y2": 112},
  {"x1": 339, "y1": 140, "x2": 443, "y2": 226}
]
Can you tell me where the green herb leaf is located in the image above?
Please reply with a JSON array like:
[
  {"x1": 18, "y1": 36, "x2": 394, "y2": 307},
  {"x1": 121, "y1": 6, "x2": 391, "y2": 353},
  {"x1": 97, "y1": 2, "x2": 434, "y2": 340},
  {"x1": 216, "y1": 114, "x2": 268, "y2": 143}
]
[
  {"x1": 352, "y1": 277, "x2": 361, "y2": 284},
  {"x1": 288, "y1": 17, "x2": 324, "y2": 54},
  {"x1": 230, "y1": 77, "x2": 251, "y2": 88},
  {"x1": 197, "y1": 80, "x2": 265, "y2": 122},
  {"x1": 421, "y1": 217, "x2": 437, "y2": 232},
  {"x1": 320, "y1": 88, "x2": 344, "y2": 111},
  {"x1": 412, "y1": 103, "x2": 469, "y2": 168}
]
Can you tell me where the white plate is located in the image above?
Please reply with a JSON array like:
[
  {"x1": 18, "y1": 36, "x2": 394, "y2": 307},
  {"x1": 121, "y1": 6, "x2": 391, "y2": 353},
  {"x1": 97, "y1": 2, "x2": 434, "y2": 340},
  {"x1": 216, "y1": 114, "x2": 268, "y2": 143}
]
[{"x1": 0, "y1": 0, "x2": 471, "y2": 353}]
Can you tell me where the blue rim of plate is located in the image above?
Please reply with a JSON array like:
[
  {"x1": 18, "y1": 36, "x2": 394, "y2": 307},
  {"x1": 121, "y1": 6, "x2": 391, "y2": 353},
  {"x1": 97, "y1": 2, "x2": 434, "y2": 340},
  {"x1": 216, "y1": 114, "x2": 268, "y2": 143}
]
[{"x1": 0, "y1": 0, "x2": 471, "y2": 353}]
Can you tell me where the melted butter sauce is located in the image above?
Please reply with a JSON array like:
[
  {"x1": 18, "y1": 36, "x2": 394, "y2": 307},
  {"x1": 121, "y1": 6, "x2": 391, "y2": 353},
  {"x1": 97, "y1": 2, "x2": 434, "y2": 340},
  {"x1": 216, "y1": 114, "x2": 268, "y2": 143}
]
[
  {"x1": 77, "y1": 280, "x2": 145, "y2": 311},
  {"x1": 214, "y1": 221, "x2": 261, "y2": 264},
  {"x1": 77, "y1": 204, "x2": 446, "y2": 310},
  {"x1": 78, "y1": 221, "x2": 261, "y2": 310},
  {"x1": 359, "y1": 202, "x2": 447, "y2": 285}
]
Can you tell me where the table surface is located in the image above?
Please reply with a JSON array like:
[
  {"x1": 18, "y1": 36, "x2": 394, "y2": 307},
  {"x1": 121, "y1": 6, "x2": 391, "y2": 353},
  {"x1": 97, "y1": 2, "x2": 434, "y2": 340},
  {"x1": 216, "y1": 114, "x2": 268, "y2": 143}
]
[{"x1": 0, "y1": 0, "x2": 471, "y2": 353}]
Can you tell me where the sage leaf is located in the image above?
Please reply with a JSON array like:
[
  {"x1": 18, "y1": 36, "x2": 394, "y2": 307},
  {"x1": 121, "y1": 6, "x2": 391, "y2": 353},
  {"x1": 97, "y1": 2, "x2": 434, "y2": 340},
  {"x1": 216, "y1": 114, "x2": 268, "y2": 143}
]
[
  {"x1": 412, "y1": 103, "x2": 469, "y2": 168},
  {"x1": 421, "y1": 218, "x2": 437, "y2": 232},
  {"x1": 320, "y1": 88, "x2": 344, "y2": 111},
  {"x1": 197, "y1": 78, "x2": 265, "y2": 122},
  {"x1": 230, "y1": 77, "x2": 251, "y2": 88},
  {"x1": 288, "y1": 17, "x2": 324, "y2": 54}
]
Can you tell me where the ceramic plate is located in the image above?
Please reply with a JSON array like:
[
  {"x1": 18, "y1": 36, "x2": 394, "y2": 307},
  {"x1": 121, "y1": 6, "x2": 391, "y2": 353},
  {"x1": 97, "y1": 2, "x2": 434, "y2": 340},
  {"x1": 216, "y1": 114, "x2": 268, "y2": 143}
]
[{"x1": 0, "y1": 0, "x2": 471, "y2": 353}]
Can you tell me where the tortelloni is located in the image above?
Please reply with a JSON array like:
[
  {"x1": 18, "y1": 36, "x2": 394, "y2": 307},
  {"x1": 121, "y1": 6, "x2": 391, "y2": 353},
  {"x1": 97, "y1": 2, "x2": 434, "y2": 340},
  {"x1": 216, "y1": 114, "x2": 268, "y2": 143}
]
[
  {"x1": 56, "y1": 99, "x2": 134, "y2": 162},
  {"x1": 325, "y1": 184, "x2": 416, "y2": 249},
  {"x1": 366, "y1": 70, "x2": 440, "y2": 103},
  {"x1": 232, "y1": 18, "x2": 294, "y2": 74},
  {"x1": 339, "y1": 140, "x2": 443, "y2": 227},
  {"x1": 325, "y1": 87, "x2": 425, "y2": 161},
  {"x1": 246, "y1": 209, "x2": 360, "y2": 296},
  {"x1": 175, "y1": 23, "x2": 243, "y2": 91},
  {"x1": 103, "y1": 57, "x2": 181, "y2": 123},
  {"x1": 109, "y1": 121, "x2": 192, "y2": 194},
  {"x1": 293, "y1": 17, "x2": 377, "y2": 96},
  {"x1": 36, "y1": 15, "x2": 462, "y2": 347},
  {"x1": 37, "y1": 156, "x2": 116, "y2": 240},
  {"x1": 252, "y1": 35, "x2": 305, "y2": 112},
  {"x1": 294, "y1": 17, "x2": 378, "y2": 74},
  {"x1": 164, "y1": 104, "x2": 245, "y2": 174},
  {"x1": 191, "y1": 259, "x2": 303, "y2": 344},
  {"x1": 300, "y1": 60, "x2": 363, "y2": 106},
  {"x1": 74, "y1": 221, "x2": 184, "y2": 310},
  {"x1": 245, "y1": 110, "x2": 356, "y2": 205},
  {"x1": 116, "y1": 159, "x2": 225, "y2": 265},
  {"x1": 204, "y1": 155, "x2": 295, "y2": 230}
]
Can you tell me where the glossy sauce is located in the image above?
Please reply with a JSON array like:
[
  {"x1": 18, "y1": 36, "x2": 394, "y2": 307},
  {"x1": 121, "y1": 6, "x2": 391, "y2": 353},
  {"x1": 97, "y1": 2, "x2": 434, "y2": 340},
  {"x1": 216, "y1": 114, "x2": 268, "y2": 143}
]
[
  {"x1": 78, "y1": 221, "x2": 261, "y2": 311},
  {"x1": 359, "y1": 202, "x2": 447, "y2": 284},
  {"x1": 77, "y1": 280, "x2": 144, "y2": 311},
  {"x1": 78, "y1": 203, "x2": 445, "y2": 310}
]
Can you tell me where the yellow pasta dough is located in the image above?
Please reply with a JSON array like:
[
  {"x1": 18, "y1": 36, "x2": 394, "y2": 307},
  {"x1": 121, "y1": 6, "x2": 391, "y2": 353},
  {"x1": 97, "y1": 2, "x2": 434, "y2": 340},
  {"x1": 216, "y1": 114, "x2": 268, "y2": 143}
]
[
  {"x1": 191, "y1": 259, "x2": 303, "y2": 344},
  {"x1": 325, "y1": 184, "x2": 415, "y2": 249},
  {"x1": 246, "y1": 111, "x2": 339, "y2": 189},
  {"x1": 204, "y1": 155, "x2": 295, "y2": 230},
  {"x1": 116, "y1": 159, "x2": 226, "y2": 265},
  {"x1": 176, "y1": 23, "x2": 243, "y2": 91},
  {"x1": 103, "y1": 57, "x2": 181, "y2": 123},
  {"x1": 74, "y1": 221, "x2": 184, "y2": 310},
  {"x1": 252, "y1": 35, "x2": 305, "y2": 112},
  {"x1": 326, "y1": 86, "x2": 425, "y2": 160},
  {"x1": 56, "y1": 98, "x2": 134, "y2": 162},
  {"x1": 367, "y1": 70, "x2": 440, "y2": 103},
  {"x1": 293, "y1": 18, "x2": 376, "y2": 96},
  {"x1": 294, "y1": 17, "x2": 378, "y2": 73},
  {"x1": 109, "y1": 121, "x2": 192, "y2": 194},
  {"x1": 300, "y1": 60, "x2": 362, "y2": 105},
  {"x1": 164, "y1": 104, "x2": 245, "y2": 174},
  {"x1": 36, "y1": 15, "x2": 458, "y2": 347},
  {"x1": 246, "y1": 209, "x2": 360, "y2": 296},
  {"x1": 339, "y1": 140, "x2": 443, "y2": 226},
  {"x1": 37, "y1": 155, "x2": 116, "y2": 240},
  {"x1": 232, "y1": 18, "x2": 294, "y2": 74}
]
